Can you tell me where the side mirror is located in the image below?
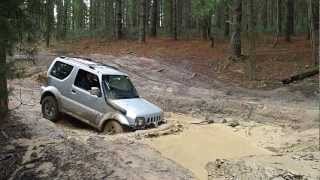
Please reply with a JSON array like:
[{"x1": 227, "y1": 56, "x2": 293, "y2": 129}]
[{"x1": 89, "y1": 87, "x2": 101, "y2": 97}]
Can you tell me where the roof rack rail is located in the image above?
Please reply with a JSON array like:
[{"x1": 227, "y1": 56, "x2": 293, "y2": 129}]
[
  {"x1": 99, "y1": 63, "x2": 119, "y2": 70},
  {"x1": 66, "y1": 56, "x2": 119, "y2": 71},
  {"x1": 72, "y1": 56, "x2": 94, "y2": 61}
]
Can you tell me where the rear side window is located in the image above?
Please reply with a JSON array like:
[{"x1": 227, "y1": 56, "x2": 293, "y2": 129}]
[{"x1": 50, "y1": 61, "x2": 73, "y2": 80}]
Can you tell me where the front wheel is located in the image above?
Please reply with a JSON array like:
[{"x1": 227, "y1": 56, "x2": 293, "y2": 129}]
[
  {"x1": 103, "y1": 120, "x2": 124, "y2": 135},
  {"x1": 42, "y1": 96, "x2": 60, "y2": 122}
]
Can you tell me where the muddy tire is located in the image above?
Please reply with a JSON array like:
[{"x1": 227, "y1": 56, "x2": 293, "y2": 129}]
[
  {"x1": 103, "y1": 120, "x2": 124, "y2": 135},
  {"x1": 42, "y1": 96, "x2": 60, "y2": 122}
]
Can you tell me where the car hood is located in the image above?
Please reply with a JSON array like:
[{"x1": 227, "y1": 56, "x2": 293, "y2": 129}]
[{"x1": 110, "y1": 98, "x2": 162, "y2": 119}]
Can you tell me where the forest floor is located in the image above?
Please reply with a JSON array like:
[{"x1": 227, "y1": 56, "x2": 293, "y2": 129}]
[
  {"x1": 59, "y1": 36, "x2": 317, "y2": 90},
  {"x1": 0, "y1": 37, "x2": 319, "y2": 180}
]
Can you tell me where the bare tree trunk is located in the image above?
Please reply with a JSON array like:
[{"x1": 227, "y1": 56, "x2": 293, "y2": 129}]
[
  {"x1": 309, "y1": 0, "x2": 319, "y2": 66},
  {"x1": 150, "y1": 0, "x2": 158, "y2": 37},
  {"x1": 139, "y1": 0, "x2": 146, "y2": 42},
  {"x1": 172, "y1": 0, "x2": 178, "y2": 40},
  {"x1": 247, "y1": 0, "x2": 256, "y2": 80},
  {"x1": 210, "y1": 12, "x2": 216, "y2": 48},
  {"x1": 105, "y1": 0, "x2": 111, "y2": 34},
  {"x1": 45, "y1": 0, "x2": 54, "y2": 47},
  {"x1": 0, "y1": 46, "x2": 8, "y2": 118},
  {"x1": 56, "y1": 0, "x2": 64, "y2": 40},
  {"x1": 164, "y1": 0, "x2": 173, "y2": 35},
  {"x1": 262, "y1": 0, "x2": 268, "y2": 29},
  {"x1": 131, "y1": 0, "x2": 138, "y2": 27},
  {"x1": 285, "y1": 0, "x2": 294, "y2": 42},
  {"x1": 62, "y1": 0, "x2": 70, "y2": 39},
  {"x1": 273, "y1": 0, "x2": 282, "y2": 47},
  {"x1": 112, "y1": 0, "x2": 117, "y2": 38},
  {"x1": 230, "y1": 0, "x2": 242, "y2": 58},
  {"x1": 224, "y1": 1, "x2": 230, "y2": 38},
  {"x1": 306, "y1": 22, "x2": 311, "y2": 40},
  {"x1": 183, "y1": 0, "x2": 192, "y2": 38},
  {"x1": 116, "y1": 0, "x2": 123, "y2": 39},
  {"x1": 176, "y1": 0, "x2": 183, "y2": 36}
]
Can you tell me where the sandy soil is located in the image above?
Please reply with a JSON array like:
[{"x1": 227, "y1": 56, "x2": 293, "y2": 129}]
[{"x1": 1, "y1": 52, "x2": 319, "y2": 180}]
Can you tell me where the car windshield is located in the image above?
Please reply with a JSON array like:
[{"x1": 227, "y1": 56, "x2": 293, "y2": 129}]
[{"x1": 102, "y1": 75, "x2": 139, "y2": 99}]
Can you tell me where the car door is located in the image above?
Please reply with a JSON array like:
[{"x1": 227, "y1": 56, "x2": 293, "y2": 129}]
[{"x1": 68, "y1": 69, "x2": 106, "y2": 126}]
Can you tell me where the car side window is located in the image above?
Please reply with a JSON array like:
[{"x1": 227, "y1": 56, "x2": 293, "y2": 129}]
[
  {"x1": 50, "y1": 61, "x2": 73, "y2": 80},
  {"x1": 74, "y1": 69, "x2": 100, "y2": 91}
]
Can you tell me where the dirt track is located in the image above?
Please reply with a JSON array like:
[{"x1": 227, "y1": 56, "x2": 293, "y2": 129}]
[{"x1": 0, "y1": 52, "x2": 319, "y2": 179}]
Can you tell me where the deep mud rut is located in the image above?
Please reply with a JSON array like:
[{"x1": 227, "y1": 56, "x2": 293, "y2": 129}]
[{"x1": 0, "y1": 52, "x2": 319, "y2": 180}]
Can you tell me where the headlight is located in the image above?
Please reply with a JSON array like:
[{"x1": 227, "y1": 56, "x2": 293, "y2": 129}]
[{"x1": 135, "y1": 117, "x2": 145, "y2": 126}]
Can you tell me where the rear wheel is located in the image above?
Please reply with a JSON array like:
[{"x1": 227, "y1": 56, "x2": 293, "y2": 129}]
[
  {"x1": 42, "y1": 96, "x2": 60, "y2": 122},
  {"x1": 103, "y1": 120, "x2": 124, "y2": 135}
]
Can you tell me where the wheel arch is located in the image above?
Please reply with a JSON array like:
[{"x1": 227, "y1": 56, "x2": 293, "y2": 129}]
[
  {"x1": 40, "y1": 91, "x2": 56, "y2": 104},
  {"x1": 99, "y1": 112, "x2": 131, "y2": 131},
  {"x1": 40, "y1": 86, "x2": 62, "y2": 111}
]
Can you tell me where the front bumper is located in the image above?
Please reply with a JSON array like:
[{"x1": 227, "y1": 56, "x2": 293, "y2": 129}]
[{"x1": 132, "y1": 114, "x2": 165, "y2": 130}]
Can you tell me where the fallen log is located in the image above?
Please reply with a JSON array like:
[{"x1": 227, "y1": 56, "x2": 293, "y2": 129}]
[{"x1": 282, "y1": 68, "x2": 319, "y2": 84}]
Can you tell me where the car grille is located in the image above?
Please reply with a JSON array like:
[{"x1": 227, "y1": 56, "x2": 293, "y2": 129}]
[{"x1": 146, "y1": 115, "x2": 161, "y2": 124}]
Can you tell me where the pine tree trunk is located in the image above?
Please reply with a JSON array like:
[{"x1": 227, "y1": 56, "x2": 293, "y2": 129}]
[
  {"x1": 90, "y1": 0, "x2": 94, "y2": 30},
  {"x1": 163, "y1": 0, "x2": 172, "y2": 35},
  {"x1": 176, "y1": 0, "x2": 183, "y2": 36},
  {"x1": 273, "y1": 0, "x2": 282, "y2": 47},
  {"x1": 263, "y1": 0, "x2": 268, "y2": 29},
  {"x1": 45, "y1": 0, "x2": 54, "y2": 47},
  {"x1": 0, "y1": 46, "x2": 8, "y2": 118},
  {"x1": 224, "y1": 1, "x2": 230, "y2": 38},
  {"x1": 306, "y1": 22, "x2": 311, "y2": 40},
  {"x1": 139, "y1": 0, "x2": 146, "y2": 42},
  {"x1": 247, "y1": 0, "x2": 256, "y2": 80},
  {"x1": 183, "y1": 0, "x2": 192, "y2": 37},
  {"x1": 105, "y1": 0, "x2": 110, "y2": 33},
  {"x1": 285, "y1": 0, "x2": 294, "y2": 42},
  {"x1": 167, "y1": 0, "x2": 172, "y2": 35},
  {"x1": 277, "y1": 0, "x2": 282, "y2": 36},
  {"x1": 123, "y1": 0, "x2": 129, "y2": 29},
  {"x1": 230, "y1": 0, "x2": 242, "y2": 58},
  {"x1": 131, "y1": 0, "x2": 138, "y2": 27},
  {"x1": 56, "y1": 0, "x2": 64, "y2": 40},
  {"x1": 150, "y1": 0, "x2": 158, "y2": 37},
  {"x1": 63, "y1": 0, "x2": 70, "y2": 38},
  {"x1": 172, "y1": 0, "x2": 178, "y2": 40},
  {"x1": 116, "y1": 0, "x2": 123, "y2": 39},
  {"x1": 309, "y1": 0, "x2": 319, "y2": 66}
]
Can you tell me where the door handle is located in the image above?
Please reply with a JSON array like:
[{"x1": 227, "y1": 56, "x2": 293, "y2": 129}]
[{"x1": 71, "y1": 89, "x2": 76, "y2": 94}]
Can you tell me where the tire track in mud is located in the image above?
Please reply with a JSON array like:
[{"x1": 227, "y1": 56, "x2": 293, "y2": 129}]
[{"x1": 3, "y1": 80, "x2": 195, "y2": 180}]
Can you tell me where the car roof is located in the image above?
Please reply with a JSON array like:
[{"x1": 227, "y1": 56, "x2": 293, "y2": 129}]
[{"x1": 56, "y1": 56, "x2": 127, "y2": 76}]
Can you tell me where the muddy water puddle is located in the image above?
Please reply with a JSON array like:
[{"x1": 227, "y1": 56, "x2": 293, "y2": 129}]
[
  {"x1": 55, "y1": 113, "x2": 273, "y2": 180},
  {"x1": 144, "y1": 114, "x2": 272, "y2": 180}
]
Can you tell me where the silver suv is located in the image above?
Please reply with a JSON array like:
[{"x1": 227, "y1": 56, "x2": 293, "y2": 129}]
[{"x1": 40, "y1": 56, "x2": 163, "y2": 134}]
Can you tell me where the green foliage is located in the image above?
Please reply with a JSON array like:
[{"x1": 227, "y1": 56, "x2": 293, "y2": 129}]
[
  {"x1": 0, "y1": 0, "x2": 37, "y2": 52},
  {"x1": 192, "y1": 0, "x2": 216, "y2": 17},
  {"x1": 1, "y1": 0, "x2": 313, "y2": 43},
  {"x1": 0, "y1": 0, "x2": 24, "y2": 49}
]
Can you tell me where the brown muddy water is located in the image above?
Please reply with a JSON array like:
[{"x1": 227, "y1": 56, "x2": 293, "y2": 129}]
[{"x1": 145, "y1": 114, "x2": 272, "y2": 180}]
